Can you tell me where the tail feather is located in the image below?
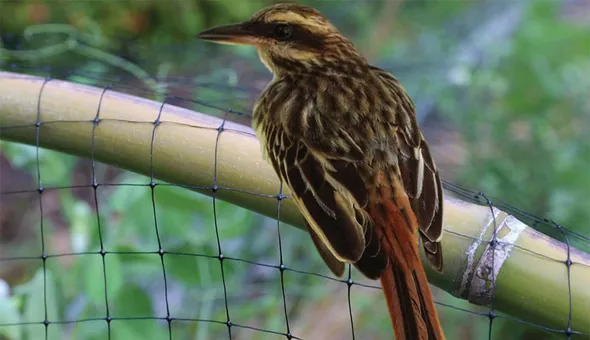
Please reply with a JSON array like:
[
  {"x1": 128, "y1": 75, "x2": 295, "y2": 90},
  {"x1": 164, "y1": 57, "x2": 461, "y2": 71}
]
[{"x1": 369, "y1": 174, "x2": 445, "y2": 340}]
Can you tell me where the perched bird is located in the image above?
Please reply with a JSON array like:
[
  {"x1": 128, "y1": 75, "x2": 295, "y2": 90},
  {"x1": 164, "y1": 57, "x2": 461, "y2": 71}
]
[{"x1": 198, "y1": 4, "x2": 445, "y2": 339}]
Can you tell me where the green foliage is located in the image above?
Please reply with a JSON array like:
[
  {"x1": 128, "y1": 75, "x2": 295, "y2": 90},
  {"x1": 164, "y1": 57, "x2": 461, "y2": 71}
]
[
  {"x1": 448, "y1": 1, "x2": 590, "y2": 248},
  {"x1": 0, "y1": 282, "x2": 22, "y2": 340},
  {"x1": 17, "y1": 269, "x2": 62, "y2": 340}
]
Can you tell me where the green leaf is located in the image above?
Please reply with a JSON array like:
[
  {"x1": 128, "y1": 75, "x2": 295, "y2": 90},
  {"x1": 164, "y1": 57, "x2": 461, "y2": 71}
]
[
  {"x1": 69, "y1": 199, "x2": 94, "y2": 253},
  {"x1": 0, "y1": 291, "x2": 22, "y2": 340},
  {"x1": 111, "y1": 322, "x2": 142, "y2": 340},
  {"x1": 37, "y1": 150, "x2": 76, "y2": 187},
  {"x1": 0, "y1": 142, "x2": 37, "y2": 170},
  {"x1": 70, "y1": 319, "x2": 107, "y2": 340},
  {"x1": 83, "y1": 254, "x2": 123, "y2": 306},
  {"x1": 113, "y1": 284, "x2": 152, "y2": 318},
  {"x1": 164, "y1": 245, "x2": 208, "y2": 286},
  {"x1": 113, "y1": 244, "x2": 155, "y2": 264},
  {"x1": 115, "y1": 249, "x2": 163, "y2": 283},
  {"x1": 105, "y1": 254, "x2": 124, "y2": 298},
  {"x1": 83, "y1": 256, "x2": 106, "y2": 306},
  {"x1": 152, "y1": 187, "x2": 200, "y2": 241},
  {"x1": 108, "y1": 178, "x2": 150, "y2": 214},
  {"x1": 110, "y1": 284, "x2": 168, "y2": 340},
  {"x1": 214, "y1": 201, "x2": 254, "y2": 241},
  {"x1": 23, "y1": 268, "x2": 62, "y2": 340},
  {"x1": 69, "y1": 61, "x2": 109, "y2": 86}
]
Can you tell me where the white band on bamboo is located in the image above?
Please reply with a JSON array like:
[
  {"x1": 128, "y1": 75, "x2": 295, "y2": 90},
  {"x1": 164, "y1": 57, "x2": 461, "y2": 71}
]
[
  {"x1": 467, "y1": 215, "x2": 527, "y2": 305},
  {"x1": 457, "y1": 205, "x2": 500, "y2": 299}
]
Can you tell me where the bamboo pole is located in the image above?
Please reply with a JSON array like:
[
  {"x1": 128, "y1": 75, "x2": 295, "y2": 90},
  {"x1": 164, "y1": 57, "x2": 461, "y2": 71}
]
[{"x1": 1, "y1": 72, "x2": 588, "y2": 335}]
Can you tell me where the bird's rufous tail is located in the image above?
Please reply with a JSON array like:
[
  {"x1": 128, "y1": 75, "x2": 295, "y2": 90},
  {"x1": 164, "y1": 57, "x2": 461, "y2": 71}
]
[{"x1": 369, "y1": 175, "x2": 445, "y2": 340}]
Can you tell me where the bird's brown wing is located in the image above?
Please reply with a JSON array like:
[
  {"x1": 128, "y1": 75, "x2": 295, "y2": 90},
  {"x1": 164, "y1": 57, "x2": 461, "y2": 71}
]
[
  {"x1": 372, "y1": 66, "x2": 444, "y2": 271},
  {"x1": 307, "y1": 220, "x2": 345, "y2": 276},
  {"x1": 262, "y1": 123, "x2": 369, "y2": 266}
]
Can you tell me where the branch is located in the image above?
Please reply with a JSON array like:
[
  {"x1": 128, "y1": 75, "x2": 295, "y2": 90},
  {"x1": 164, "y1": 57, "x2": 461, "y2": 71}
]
[{"x1": 1, "y1": 72, "x2": 588, "y2": 335}]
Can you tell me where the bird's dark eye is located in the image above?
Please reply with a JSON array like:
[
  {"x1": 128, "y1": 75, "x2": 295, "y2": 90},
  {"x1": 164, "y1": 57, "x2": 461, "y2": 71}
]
[{"x1": 274, "y1": 23, "x2": 292, "y2": 40}]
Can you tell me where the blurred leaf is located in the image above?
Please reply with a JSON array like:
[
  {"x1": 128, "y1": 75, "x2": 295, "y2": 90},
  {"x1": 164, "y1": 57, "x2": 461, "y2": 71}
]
[
  {"x1": 0, "y1": 143, "x2": 37, "y2": 169},
  {"x1": 58, "y1": 190, "x2": 94, "y2": 253},
  {"x1": 113, "y1": 284, "x2": 151, "y2": 318},
  {"x1": 22, "y1": 268, "x2": 61, "y2": 340},
  {"x1": 111, "y1": 322, "x2": 143, "y2": 340},
  {"x1": 214, "y1": 201, "x2": 255, "y2": 240},
  {"x1": 105, "y1": 254, "x2": 124, "y2": 299},
  {"x1": 164, "y1": 245, "x2": 207, "y2": 286},
  {"x1": 108, "y1": 176, "x2": 150, "y2": 214},
  {"x1": 68, "y1": 61, "x2": 109, "y2": 86},
  {"x1": 39, "y1": 152, "x2": 76, "y2": 187},
  {"x1": 152, "y1": 186, "x2": 201, "y2": 243},
  {"x1": 70, "y1": 320, "x2": 107, "y2": 340},
  {"x1": 0, "y1": 142, "x2": 76, "y2": 187},
  {"x1": 82, "y1": 254, "x2": 123, "y2": 307},
  {"x1": 109, "y1": 180, "x2": 159, "y2": 248},
  {"x1": 114, "y1": 244, "x2": 156, "y2": 264},
  {"x1": 110, "y1": 284, "x2": 167, "y2": 340},
  {"x1": 0, "y1": 295, "x2": 22, "y2": 340},
  {"x1": 114, "y1": 247, "x2": 163, "y2": 286},
  {"x1": 83, "y1": 257, "x2": 103, "y2": 306}
]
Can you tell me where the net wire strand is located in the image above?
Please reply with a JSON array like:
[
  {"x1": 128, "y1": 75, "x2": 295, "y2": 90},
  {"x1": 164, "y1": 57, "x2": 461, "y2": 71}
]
[
  {"x1": 149, "y1": 96, "x2": 173, "y2": 339},
  {"x1": 0, "y1": 68, "x2": 587, "y2": 339},
  {"x1": 91, "y1": 84, "x2": 113, "y2": 339},
  {"x1": 479, "y1": 193, "x2": 498, "y2": 340},
  {"x1": 346, "y1": 264, "x2": 356, "y2": 340},
  {"x1": 35, "y1": 76, "x2": 50, "y2": 340},
  {"x1": 211, "y1": 118, "x2": 234, "y2": 338}
]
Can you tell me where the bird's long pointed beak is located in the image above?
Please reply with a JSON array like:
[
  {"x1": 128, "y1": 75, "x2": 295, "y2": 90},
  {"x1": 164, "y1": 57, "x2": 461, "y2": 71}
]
[{"x1": 197, "y1": 22, "x2": 258, "y2": 46}]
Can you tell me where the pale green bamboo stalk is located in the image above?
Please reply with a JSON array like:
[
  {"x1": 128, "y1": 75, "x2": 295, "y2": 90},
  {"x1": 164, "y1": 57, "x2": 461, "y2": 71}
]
[{"x1": 1, "y1": 72, "x2": 588, "y2": 335}]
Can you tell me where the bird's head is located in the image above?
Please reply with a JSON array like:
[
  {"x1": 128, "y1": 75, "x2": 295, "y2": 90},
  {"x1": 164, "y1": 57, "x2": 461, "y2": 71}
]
[{"x1": 197, "y1": 3, "x2": 365, "y2": 75}]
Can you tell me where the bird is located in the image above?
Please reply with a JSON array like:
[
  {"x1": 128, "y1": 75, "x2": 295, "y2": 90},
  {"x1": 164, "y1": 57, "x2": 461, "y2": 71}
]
[{"x1": 197, "y1": 4, "x2": 445, "y2": 339}]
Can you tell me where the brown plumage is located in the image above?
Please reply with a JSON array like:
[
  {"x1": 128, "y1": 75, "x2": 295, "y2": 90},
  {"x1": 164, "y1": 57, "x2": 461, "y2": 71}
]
[{"x1": 198, "y1": 4, "x2": 445, "y2": 339}]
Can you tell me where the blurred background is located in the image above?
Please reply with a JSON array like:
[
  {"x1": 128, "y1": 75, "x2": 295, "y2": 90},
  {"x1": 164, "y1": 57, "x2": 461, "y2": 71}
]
[{"x1": 1, "y1": 0, "x2": 589, "y2": 339}]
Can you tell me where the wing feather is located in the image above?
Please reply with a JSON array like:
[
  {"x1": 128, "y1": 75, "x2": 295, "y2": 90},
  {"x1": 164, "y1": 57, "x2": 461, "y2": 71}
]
[
  {"x1": 372, "y1": 67, "x2": 444, "y2": 271},
  {"x1": 268, "y1": 128, "x2": 366, "y2": 263},
  {"x1": 307, "y1": 221, "x2": 345, "y2": 276}
]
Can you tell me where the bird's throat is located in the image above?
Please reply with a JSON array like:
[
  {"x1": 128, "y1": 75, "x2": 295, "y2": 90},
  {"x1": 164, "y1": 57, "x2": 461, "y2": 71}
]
[
  {"x1": 256, "y1": 48, "x2": 368, "y2": 79},
  {"x1": 256, "y1": 48, "x2": 316, "y2": 76}
]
